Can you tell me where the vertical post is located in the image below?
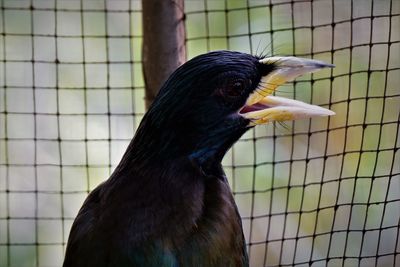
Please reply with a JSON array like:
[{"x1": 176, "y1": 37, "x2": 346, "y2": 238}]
[{"x1": 142, "y1": 0, "x2": 186, "y2": 109}]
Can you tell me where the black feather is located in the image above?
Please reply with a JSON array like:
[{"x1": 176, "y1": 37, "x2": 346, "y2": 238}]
[{"x1": 63, "y1": 50, "x2": 274, "y2": 267}]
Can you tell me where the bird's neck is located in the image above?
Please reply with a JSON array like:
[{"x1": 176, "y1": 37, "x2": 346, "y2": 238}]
[{"x1": 117, "y1": 114, "x2": 249, "y2": 177}]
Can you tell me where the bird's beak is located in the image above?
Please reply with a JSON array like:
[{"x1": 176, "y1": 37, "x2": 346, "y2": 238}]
[{"x1": 240, "y1": 56, "x2": 335, "y2": 125}]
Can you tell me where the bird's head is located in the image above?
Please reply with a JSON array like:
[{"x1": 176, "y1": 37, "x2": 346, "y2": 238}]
[{"x1": 134, "y1": 50, "x2": 334, "y2": 172}]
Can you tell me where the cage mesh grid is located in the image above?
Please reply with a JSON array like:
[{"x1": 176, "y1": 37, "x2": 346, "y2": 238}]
[{"x1": 0, "y1": 0, "x2": 399, "y2": 266}]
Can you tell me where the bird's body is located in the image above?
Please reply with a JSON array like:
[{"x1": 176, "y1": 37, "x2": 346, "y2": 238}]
[
  {"x1": 63, "y1": 51, "x2": 334, "y2": 267},
  {"x1": 63, "y1": 157, "x2": 247, "y2": 267}
]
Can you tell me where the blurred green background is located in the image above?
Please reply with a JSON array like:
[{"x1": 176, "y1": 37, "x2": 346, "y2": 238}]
[{"x1": 0, "y1": 0, "x2": 399, "y2": 266}]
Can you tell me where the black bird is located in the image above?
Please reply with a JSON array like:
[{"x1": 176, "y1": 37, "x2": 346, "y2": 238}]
[{"x1": 63, "y1": 50, "x2": 334, "y2": 267}]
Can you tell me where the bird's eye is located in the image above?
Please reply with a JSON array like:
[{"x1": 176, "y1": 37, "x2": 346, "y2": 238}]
[
  {"x1": 233, "y1": 81, "x2": 243, "y2": 90},
  {"x1": 227, "y1": 80, "x2": 245, "y2": 97}
]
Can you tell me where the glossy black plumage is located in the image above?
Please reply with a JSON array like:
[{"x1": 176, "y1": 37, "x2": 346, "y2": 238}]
[{"x1": 63, "y1": 51, "x2": 273, "y2": 267}]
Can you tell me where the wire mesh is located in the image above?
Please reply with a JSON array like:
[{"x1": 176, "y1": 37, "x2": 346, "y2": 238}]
[{"x1": 0, "y1": 0, "x2": 399, "y2": 266}]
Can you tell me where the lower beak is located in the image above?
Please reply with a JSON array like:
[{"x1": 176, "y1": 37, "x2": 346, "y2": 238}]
[{"x1": 240, "y1": 56, "x2": 335, "y2": 125}]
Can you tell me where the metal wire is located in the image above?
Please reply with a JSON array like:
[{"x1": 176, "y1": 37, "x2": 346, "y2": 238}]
[{"x1": 0, "y1": 0, "x2": 399, "y2": 266}]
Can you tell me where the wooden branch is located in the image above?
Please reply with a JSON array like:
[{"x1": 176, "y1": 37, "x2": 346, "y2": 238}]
[{"x1": 142, "y1": 0, "x2": 186, "y2": 109}]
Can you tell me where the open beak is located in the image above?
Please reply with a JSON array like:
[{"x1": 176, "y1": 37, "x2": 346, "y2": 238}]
[{"x1": 240, "y1": 56, "x2": 335, "y2": 125}]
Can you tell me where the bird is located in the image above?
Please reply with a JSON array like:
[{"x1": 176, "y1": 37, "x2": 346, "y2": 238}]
[{"x1": 63, "y1": 50, "x2": 334, "y2": 267}]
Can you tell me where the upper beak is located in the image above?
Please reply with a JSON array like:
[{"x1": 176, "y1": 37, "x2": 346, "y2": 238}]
[{"x1": 240, "y1": 56, "x2": 335, "y2": 125}]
